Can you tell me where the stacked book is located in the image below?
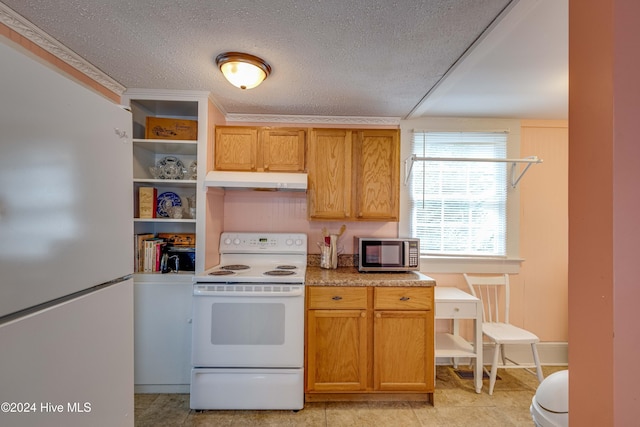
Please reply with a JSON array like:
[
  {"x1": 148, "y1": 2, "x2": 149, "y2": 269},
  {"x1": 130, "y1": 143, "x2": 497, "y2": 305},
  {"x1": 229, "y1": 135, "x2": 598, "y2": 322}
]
[{"x1": 134, "y1": 234, "x2": 166, "y2": 273}]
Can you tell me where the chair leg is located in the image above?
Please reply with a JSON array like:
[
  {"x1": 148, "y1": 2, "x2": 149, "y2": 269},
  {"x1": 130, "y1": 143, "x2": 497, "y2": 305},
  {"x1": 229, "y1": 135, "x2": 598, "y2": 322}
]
[
  {"x1": 500, "y1": 344, "x2": 506, "y2": 366},
  {"x1": 531, "y1": 343, "x2": 544, "y2": 382},
  {"x1": 489, "y1": 343, "x2": 501, "y2": 395}
]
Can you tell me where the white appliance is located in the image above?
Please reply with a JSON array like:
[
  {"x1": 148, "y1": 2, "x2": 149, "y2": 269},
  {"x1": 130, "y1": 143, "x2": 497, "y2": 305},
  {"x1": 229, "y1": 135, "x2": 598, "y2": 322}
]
[
  {"x1": 530, "y1": 370, "x2": 569, "y2": 427},
  {"x1": 204, "y1": 170, "x2": 307, "y2": 191},
  {"x1": 0, "y1": 40, "x2": 133, "y2": 426},
  {"x1": 191, "y1": 232, "x2": 307, "y2": 410}
]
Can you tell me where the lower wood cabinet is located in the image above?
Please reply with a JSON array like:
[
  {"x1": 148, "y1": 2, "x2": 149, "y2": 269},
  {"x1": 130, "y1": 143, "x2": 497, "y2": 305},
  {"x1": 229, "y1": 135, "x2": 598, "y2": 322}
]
[
  {"x1": 307, "y1": 308, "x2": 367, "y2": 391},
  {"x1": 306, "y1": 286, "x2": 434, "y2": 401}
]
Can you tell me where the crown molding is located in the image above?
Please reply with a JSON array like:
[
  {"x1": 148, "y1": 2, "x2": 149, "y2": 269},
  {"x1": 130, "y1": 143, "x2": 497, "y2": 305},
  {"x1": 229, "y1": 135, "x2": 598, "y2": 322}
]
[
  {"x1": 0, "y1": 3, "x2": 126, "y2": 96},
  {"x1": 123, "y1": 88, "x2": 210, "y2": 100},
  {"x1": 225, "y1": 113, "x2": 401, "y2": 126}
]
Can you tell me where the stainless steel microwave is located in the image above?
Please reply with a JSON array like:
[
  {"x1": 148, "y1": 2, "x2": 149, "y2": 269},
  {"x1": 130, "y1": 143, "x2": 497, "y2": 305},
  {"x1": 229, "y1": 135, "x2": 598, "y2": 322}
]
[{"x1": 354, "y1": 237, "x2": 420, "y2": 272}]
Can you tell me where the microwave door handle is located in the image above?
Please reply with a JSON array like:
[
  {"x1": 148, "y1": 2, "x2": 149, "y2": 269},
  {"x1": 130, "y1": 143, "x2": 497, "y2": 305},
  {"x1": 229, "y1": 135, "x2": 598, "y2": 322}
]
[{"x1": 404, "y1": 241, "x2": 409, "y2": 266}]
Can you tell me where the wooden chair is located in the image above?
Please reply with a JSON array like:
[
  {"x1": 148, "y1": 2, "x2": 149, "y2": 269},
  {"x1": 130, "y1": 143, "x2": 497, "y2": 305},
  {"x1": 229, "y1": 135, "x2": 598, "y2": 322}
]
[{"x1": 463, "y1": 273, "x2": 544, "y2": 395}]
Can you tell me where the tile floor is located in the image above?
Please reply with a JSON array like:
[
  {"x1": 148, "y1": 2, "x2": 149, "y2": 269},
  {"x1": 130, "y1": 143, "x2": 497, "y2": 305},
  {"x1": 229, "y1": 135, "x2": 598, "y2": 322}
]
[{"x1": 135, "y1": 365, "x2": 566, "y2": 426}]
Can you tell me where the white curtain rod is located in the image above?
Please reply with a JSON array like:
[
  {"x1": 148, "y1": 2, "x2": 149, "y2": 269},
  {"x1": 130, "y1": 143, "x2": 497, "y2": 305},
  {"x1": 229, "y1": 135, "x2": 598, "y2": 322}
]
[
  {"x1": 404, "y1": 155, "x2": 543, "y2": 188},
  {"x1": 409, "y1": 155, "x2": 541, "y2": 164}
]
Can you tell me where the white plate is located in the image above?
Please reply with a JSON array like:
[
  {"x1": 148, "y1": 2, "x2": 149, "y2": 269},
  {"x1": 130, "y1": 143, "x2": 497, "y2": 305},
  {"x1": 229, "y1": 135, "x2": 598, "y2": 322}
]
[{"x1": 156, "y1": 156, "x2": 185, "y2": 179}]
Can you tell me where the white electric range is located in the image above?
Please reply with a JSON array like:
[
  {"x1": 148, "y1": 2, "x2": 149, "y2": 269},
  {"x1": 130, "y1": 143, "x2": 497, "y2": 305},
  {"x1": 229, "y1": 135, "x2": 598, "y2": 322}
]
[{"x1": 190, "y1": 232, "x2": 307, "y2": 410}]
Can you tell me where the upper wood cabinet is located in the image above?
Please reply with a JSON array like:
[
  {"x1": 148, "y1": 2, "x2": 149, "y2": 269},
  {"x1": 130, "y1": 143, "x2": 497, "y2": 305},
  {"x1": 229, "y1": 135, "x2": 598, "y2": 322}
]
[
  {"x1": 261, "y1": 128, "x2": 306, "y2": 172},
  {"x1": 353, "y1": 130, "x2": 400, "y2": 220},
  {"x1": 307, "y1": 129, "x2": 353, "y2": 219},
  {"x1": 307, "y1": 128, "x2": 399, "y2": 221},
  {"x1": 214, "y1": 126, "x2": 305, "y2": 172},
  {"x1": 214, "y1": 126, "x2": 258, "y2": 171}
]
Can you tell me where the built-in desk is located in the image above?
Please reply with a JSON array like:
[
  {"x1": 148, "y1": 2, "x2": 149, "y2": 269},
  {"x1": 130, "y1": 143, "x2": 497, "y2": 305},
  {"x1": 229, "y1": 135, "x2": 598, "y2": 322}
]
[{"x1": 435, "y1": 287, "x2": 483, "y2": 393}]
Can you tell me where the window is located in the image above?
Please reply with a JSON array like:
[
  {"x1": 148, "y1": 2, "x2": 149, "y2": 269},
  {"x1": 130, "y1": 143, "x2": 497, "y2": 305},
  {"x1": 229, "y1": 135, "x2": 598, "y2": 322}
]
[
  {"x1": 409, "y1": 131, "x2": 508, "y2": 257},
  {"x1": 399, "y1": 117, "x2": 522, "y2": 274}
]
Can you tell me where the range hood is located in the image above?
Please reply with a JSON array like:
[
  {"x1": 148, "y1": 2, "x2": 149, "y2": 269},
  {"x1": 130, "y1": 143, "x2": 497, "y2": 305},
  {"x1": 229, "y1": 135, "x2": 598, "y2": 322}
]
[{"x1": 204, "y1": 170, "x2": 307, "y2": 191}]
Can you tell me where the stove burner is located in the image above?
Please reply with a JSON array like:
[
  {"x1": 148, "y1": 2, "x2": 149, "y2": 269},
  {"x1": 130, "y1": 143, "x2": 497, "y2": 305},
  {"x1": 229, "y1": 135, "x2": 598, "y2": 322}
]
[
  {"x1": 264, "y1": 270, "x2": 296, "y2": 276},
  {"x1": 276, "y1": 265, "x2": 298, "y2": 270},
  {"x1": 208, "y1": 270, "x2": 235, "y2": 276},
  {"x1": 221, "y1": 264, "x2": 250, "y2": 271}
]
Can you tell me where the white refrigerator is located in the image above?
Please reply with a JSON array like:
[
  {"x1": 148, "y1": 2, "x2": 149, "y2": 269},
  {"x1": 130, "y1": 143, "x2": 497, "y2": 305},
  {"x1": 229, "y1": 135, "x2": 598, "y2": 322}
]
[{"x1": 0, "y1": 39, "x2": 134, "y2": 426}]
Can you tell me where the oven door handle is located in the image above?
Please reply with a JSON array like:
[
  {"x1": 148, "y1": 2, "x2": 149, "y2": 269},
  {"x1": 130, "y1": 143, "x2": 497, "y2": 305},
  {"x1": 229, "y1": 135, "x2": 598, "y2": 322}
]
[{"x1": 193, "y1": 288, "x2": 304, "y2": 297}]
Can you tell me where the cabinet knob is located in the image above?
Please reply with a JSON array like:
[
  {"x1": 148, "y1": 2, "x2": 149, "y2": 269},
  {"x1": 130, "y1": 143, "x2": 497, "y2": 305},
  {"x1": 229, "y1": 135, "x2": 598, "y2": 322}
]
[
  {"x1": 375, "y1": 313, "x2": 381, "y2": 318},
  {"x1": 454, "y1": 307, "x2": 460, "y2": 312},
  {"x1": 400, "y1": 296, "x2": 410, "y2": 301},
  {"x1": 362, "y1": 312, "x2": 367, "y2": 318},
  {"x1": 332, "y1": 296, "x2": 343, "y2": 301}
]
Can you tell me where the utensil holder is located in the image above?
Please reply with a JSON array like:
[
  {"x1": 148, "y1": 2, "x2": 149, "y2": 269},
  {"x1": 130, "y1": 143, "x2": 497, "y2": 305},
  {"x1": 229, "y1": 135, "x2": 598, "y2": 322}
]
[{"x1": 319, "y1": 234, "x2": 339, "y2": 269}]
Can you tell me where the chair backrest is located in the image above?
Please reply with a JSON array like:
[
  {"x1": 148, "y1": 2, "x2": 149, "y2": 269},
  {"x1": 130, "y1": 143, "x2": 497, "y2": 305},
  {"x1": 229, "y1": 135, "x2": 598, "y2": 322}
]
[{"x1": 463, "y1": 273, "x2": 510, "y2": 324}]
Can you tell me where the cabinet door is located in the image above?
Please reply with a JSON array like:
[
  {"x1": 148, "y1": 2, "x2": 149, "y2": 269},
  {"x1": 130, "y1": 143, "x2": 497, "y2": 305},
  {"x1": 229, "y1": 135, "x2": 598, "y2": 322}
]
[
  {"x1": 353, "y1": 130, "x2": 400, "y2": 220},
  {"x1": 134, "y1": 281, "x2": 192, "y2": 387},
  {"x1": 306, "y1": 309, "x2": 367, "y2": 392},
  {"x1": 373, "y1": 310, "x2": 434, "y2": 392},
  {"x1": 260, "y1": 128, "x2": 306, "y2": 172},
  {"x1": 214, "y1": 126, "x2": 258, "y2": 171},
  {"x1": 307, "y1": 129, "x2": 352, "y2": 219}
]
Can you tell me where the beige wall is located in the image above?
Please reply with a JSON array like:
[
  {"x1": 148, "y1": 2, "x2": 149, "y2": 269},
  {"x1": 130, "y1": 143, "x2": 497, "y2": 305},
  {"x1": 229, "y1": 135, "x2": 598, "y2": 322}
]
[{"x1": 519, "y1": 120, "x2": 568, "y2": 341}]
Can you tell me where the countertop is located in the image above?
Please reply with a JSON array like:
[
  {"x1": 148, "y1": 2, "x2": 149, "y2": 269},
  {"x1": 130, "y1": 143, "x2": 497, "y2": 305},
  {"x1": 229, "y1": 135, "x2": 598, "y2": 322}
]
[{"x1": 305, "y1": 266, "x2": 436, "y2": 287}]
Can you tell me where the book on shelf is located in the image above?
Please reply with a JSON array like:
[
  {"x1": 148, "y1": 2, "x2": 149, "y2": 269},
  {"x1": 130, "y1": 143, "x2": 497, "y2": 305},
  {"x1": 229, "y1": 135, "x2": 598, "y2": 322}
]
[
  {"x1": 139, "y1": 187, "x2": 157, "y2": 218},
  {"x1": 155, "y1": 241, "x2": 166, "y2": 272},
  {"x1": 144, "y1": 239, "x2": 167, "y2": 273},
  {"x1": 135, "y1": 236, "x2": 167, "y2": 273},
  {"x1": 134, "y1": 233, "x2": 155, "y2": 272}
]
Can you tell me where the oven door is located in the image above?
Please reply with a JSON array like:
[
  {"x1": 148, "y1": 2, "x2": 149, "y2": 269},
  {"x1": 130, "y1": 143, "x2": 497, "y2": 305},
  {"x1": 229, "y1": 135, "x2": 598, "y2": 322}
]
[{"x1": 191, "y1": 283, "x2": 304, "y2": 368}]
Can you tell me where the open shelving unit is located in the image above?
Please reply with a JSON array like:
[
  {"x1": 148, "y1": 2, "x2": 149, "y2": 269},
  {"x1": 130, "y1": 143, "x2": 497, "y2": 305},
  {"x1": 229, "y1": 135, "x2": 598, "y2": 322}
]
[{"x1": 122, "y1": 90, "x2": 209, "y2": 277}]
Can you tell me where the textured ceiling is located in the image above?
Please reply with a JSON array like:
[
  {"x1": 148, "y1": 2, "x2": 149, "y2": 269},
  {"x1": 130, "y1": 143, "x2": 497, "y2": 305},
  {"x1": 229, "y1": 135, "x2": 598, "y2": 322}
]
[{"x1": 0, "y1": 0, "x2": 567, "y2": 120}]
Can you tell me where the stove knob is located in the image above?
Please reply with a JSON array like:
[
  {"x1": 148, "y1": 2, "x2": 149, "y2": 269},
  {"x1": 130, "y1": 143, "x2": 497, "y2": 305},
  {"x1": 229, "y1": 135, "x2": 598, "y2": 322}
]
[
  {"x1": 233, "y1": 238, "x2": 241, "y2": 245},
  {"x1": 223, "y1": 238, "x2": 232, "y2": 245},
  {"x1": 295, "y1": 239, "x2": 304, "y2": 246},
  {"x1": 285, "y1": 238, "x2": 294, "y2": 246}
]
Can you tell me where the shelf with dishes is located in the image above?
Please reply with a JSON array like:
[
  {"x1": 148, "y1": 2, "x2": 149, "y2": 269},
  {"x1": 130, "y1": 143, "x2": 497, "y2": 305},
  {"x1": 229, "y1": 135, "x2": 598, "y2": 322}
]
[
  {"x1": 133, "y1": 150, "x2": 197, "y2": 181},
  {"x1": 134, "y1": 184, "x2": 197, "y2": 221},
  {"x1": 133, "y1": 146, "x2": 198, "y2": 223}
]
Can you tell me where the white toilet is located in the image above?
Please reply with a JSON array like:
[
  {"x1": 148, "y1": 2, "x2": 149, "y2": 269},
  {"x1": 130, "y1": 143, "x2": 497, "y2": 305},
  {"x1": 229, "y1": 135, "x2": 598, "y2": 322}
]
[{"x1": 530, "y1": 370, "x2": 568, "y2": 427}]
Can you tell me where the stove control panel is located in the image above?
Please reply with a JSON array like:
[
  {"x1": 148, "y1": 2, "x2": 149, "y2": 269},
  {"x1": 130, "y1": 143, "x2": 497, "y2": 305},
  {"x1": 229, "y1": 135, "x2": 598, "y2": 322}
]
[{"x1": 220, "y1": 232, "x2": 307, "y2": 253}]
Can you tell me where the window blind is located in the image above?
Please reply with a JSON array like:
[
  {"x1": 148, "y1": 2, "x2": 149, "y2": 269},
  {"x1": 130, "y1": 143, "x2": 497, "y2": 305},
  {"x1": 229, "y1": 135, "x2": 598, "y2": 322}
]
[{"x1": 409, "y1": 131, "x2": 508, "y2": 256}]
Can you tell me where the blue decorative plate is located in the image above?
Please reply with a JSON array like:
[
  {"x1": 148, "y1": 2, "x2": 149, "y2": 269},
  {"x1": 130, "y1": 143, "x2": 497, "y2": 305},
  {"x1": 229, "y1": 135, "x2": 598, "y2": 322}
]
[{"x1": 156, "y1": 192, "x2": 182, "y2": 218}]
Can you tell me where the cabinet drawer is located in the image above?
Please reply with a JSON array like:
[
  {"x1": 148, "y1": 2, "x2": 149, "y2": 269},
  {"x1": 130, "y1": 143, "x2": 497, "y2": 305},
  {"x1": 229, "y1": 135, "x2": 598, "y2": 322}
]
[
  {"x1": 374, "y1": 287, "x2": 433, "y2": 310},
  {"x1": 435, "y1": 301, "x2": 478, "y2": 319},
  {"x1": 307, "y1": 287, "x2": 367, "y2": 309}
]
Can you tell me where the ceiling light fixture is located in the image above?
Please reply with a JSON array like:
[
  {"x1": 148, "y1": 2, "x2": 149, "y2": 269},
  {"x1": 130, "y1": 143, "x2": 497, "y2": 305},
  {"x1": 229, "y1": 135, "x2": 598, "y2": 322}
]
[{"x1": 215, "y1": 52, "x2": 271, "y2": 90}]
